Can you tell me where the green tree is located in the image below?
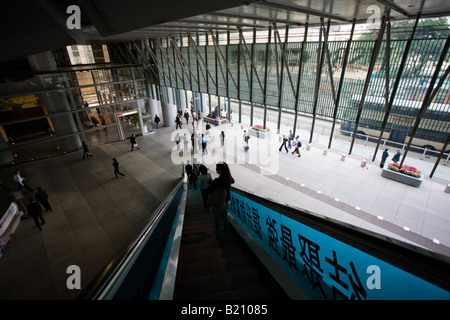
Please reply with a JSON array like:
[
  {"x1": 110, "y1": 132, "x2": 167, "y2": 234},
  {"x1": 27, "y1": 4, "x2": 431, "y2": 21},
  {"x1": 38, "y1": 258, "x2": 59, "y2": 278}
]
[{"x1": 357, "y1": 18, "x2": 450, "y2": 77}]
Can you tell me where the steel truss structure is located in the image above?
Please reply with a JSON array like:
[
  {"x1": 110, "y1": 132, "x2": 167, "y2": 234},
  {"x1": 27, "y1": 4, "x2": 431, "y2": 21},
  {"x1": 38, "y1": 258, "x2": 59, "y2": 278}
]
[{"x1": 111, "y1": 10, "x2": 450, "y2": 178}]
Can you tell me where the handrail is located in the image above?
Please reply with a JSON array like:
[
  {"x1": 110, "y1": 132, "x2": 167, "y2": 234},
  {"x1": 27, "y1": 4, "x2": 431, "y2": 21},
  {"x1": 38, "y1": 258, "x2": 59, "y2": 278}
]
[
  {"x1": 78, "y1": 177, "x2": 186, "y2": 300},
  {"x1": 79, "y1": 180, "x2": 449, "y2": 300},
  {"x1": 230, "y1": 186, "x2": 450, "y2": 295}
]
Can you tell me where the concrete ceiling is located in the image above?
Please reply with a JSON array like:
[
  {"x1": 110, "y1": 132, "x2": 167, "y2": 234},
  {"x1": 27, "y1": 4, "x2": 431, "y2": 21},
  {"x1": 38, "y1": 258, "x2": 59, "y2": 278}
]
[{"x1": 1, "y1": 0, "x2": 449, "y2": 63}]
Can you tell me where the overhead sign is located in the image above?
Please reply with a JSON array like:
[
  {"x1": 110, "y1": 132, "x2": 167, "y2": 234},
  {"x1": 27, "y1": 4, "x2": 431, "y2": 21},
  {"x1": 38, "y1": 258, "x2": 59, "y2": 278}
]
[
  {"x1": 229, "y1": 190, "x2": 450, "y2": 300},
  {"x1": 117, "y1": 110, "x2": 138, "y2": 117}
]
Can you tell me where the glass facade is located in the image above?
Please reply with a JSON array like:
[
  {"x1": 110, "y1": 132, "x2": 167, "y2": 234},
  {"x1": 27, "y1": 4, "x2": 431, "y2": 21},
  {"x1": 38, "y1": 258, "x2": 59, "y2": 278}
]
[
  {"x1": 144, "y1": 19, "x2": 450, "y2": 181},
  {"x1": 1, "y1": 18, "x2": 449, "y2": 181},
  {"x1": 0, "y1": 65, "x2": 149, "y2": 166}
]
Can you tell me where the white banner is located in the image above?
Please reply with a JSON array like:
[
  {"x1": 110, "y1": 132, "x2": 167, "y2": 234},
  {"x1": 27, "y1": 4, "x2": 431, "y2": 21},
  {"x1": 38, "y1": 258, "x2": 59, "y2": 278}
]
[{"x1": 0, "y1": 202, "x2": 20, "y2": 238}]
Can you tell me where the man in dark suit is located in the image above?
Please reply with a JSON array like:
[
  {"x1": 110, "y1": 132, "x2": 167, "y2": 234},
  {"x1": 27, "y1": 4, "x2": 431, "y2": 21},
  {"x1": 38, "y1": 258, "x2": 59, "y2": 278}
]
[{"x1": 27, "y1": 198, "x2": 45, "y2": 231}]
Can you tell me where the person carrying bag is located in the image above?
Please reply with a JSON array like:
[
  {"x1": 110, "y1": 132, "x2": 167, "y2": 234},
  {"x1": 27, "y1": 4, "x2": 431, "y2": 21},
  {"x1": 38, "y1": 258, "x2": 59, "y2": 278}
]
[{"x1": 207, "y1": 163, "x2": 235, "y2": 233}]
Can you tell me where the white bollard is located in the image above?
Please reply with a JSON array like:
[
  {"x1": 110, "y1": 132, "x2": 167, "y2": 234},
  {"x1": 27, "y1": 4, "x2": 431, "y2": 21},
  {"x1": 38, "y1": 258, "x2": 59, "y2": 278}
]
[
  {"x1": 341, "y1": 153, "x2": 347, "y2": 161},
  {"x1": 361, "y1": 159, "x2": 367, "y2": 167},
  {"x1": 445, "y1": 184, "x2": 450, "y2": 193},
  {"x1": 323, "y1": 149, "x2": 328, "y2": 156},
  {"x1": 307, "y1": 143, "x2": 311, "y2": 150}
]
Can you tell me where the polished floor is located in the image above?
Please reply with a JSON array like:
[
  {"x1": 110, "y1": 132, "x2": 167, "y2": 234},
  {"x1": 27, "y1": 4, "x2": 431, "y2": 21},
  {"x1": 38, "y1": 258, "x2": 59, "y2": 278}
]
[{"x1": 0, "y1": 120, "x2": 449, "y2": 300}]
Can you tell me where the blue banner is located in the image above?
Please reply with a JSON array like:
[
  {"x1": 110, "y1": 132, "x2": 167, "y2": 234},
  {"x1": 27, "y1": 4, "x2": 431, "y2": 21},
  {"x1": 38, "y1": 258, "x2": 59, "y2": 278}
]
[{"x1": 229, "y1": 190, "x2": 450, "y2": 300}]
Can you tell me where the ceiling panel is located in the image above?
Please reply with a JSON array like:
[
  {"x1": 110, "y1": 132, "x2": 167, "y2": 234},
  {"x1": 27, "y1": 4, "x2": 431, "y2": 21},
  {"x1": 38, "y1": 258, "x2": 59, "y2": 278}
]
[{"x1": 1, "y1": 0, "x2": 449, "y2": 63}]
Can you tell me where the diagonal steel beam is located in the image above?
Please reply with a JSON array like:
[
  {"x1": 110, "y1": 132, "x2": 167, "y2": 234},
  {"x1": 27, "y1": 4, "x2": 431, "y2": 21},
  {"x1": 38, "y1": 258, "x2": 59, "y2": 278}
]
[
  {"x1": 187, "y1": 33, "x2": 214, "y2": 89},
  {"x1": 209, "y1": 29, "x2": 239, "y2": 92},
  {"x1": 237, "y1": 28, "x2": 265, "y2": 94},
  {"x1": 156, "y1": 39, "x2": 183, "y2": 86},
  {"x1": 348, "y1": 12, "x2": 387, "y2": 155},
  {"x1": 328, "y1": 19, "x2": 356, "y2": 149},
  {"x1": 144, "y1": 40, "x2": 171, "y2": 87},
  {"x1": 399, "y1": 40, "x2": 450, "y2": 168},
  {"x1": 169, "y1": 36, "x2": 200, "y2": 86}
]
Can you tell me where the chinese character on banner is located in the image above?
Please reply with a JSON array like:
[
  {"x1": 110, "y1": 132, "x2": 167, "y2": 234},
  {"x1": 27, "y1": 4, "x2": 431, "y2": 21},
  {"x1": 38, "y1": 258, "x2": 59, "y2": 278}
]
[
  {"x1": 266, "y1": 216, "x2": 280, "y2": 256},
  {"x1": 280, "y1": 224, "x2": 298, "y2": 271},
  {"x1": 230, "y1": 196, "x2": 236, "y2": 215},
  {"x1": 298, "y1": 234, "x2": 327, "y2": 299},
  {"x1": 235, "y1": 198, "x2": 242, "y2": 220},
  {"x1": 238, "y1": 199, "x2": 245, "y2": 222},
  {"x1": 245, "y1": 204, "x2": 252, "y2": 229},
  {"x1": 251, "y1": 207, "x2": 262, "y2": 239},
  {"x1": 325, "y1": 250, "x2": 367, "y2": 300}
]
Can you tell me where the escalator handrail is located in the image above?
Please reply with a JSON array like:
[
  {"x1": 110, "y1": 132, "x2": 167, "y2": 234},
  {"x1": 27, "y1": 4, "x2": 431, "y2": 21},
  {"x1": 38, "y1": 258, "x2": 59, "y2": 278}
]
[
  {"x1": 230, "y1": 186, "x2": 450, "y2": 291},
  {"x1": 78, "y1": 178, "x2": 186, "y2": 300}
]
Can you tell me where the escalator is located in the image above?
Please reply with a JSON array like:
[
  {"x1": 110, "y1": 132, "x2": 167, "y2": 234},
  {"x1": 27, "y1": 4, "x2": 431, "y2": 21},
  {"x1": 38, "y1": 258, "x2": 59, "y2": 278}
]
[
  {"x1": 78, "y1": 176, "x2": 450, "y2": 300},
  {"x1": 174, "y1": 188, "x2": 288, "y2": 300}
]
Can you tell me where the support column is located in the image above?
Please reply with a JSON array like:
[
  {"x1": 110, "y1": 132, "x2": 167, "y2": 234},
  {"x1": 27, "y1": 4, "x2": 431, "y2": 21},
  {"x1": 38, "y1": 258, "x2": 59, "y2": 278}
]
[
  {"x1": 162, "y1": 101, "x2": 177, "y2": 128},
  {"x1": 149, "y1": 98, "x2": 162, "y2": 125},
  {"x1": 27, "y1": 51, "x2": 80, "y2": 151}
]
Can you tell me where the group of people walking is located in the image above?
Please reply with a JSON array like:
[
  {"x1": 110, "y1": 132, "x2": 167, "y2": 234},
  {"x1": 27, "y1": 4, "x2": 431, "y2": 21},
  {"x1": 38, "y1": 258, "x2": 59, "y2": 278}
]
[
  {"x1": 185, "y1": 161, "x2": 235, "y2": 233},
  {"x1": 279, "y1": 130, "x2": 302, "y2": 157},
  {"x1": 9, "y1": 170, "x2": 53, "y2": 231}
]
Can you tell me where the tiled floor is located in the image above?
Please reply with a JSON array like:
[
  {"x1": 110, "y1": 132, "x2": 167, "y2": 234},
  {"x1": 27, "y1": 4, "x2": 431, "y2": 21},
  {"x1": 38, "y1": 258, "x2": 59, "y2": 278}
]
[{"x1": 0, "y1": 120, "x2": 449, "y2": 300}]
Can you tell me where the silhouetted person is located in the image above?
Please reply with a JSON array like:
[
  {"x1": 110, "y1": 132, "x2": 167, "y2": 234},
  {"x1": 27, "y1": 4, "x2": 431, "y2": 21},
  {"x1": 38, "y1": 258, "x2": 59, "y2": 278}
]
[
  {"x1": 392, "y1": 150, "x2": 401, "y2": 163},
  {"x1": 380, "y1": 149, "x2": 389, "y2": 168},
  {"x1": 82, "y1": 141, "x2": 92, "y2": 159},
  {"x1": 27, "y1": 198, "x2": 45, "y2": 231},
  {"x1": 113, "y1": 158, "x2": 125, "y2": 178},
  {"x1": 130, "y1": 134, "x2": 140, "y2": 151},
  {"x1": 35, "y1": 187, "x2": 52, "y2": 212}
]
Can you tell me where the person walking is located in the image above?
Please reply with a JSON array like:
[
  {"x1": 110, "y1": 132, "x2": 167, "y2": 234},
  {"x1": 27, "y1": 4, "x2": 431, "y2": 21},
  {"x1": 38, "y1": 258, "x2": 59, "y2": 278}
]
[
  {"x1": 183, "y1": 133, "x2": 189, "y2": 151},
  {"x1": 14, "y1": 170, "x2": 33, "y2": 192},
  {"x1": 35, "y1": 187, "x2": 52, "y2": 212},
  {"x1": 112, "y1": 158, "x2": 125, "y2": 178},
  {"x1": 201, "y1": 134, "x2": 208, "y2": 154},
  {"x1": 191, "y1": 132, "x2": 196, "y2": 151},
  {"x1": 207, "y1": 163, "x2": 235, "y2": 233},
  {"x1": 184, "y1": 110, "x2": 190, "y2": 124},
  {"x1": 175, "y1": 114, "x2": 183, "y2": 130},
  {"x1": 205, "y1": 122, "x2": 211, "y2": 137},
  {"x1": 130, "y1": 133, "x2": 140, "y2": 151},
  {"x1": 288, "y1": 130, "x2": 294, "y2": 149},
  {"x1": 197, "y1": 133, "x2": 203, "y2": 151},
  {"x1": 175, "y1": 133, "x2": 181, "y2": 150},
  {"x1": 185, "y1": 161, "x2": 193, "y2": 179},
  {"x1": 82, "y1": 141, "x2": 92, "y2": 159},
  {"x1": 154, "y1": 115, "x2": 161, "y2": 129},
  {"x1": 220, "y1": 131, "x2": 225, "y2": 148},
  {"x1": 392, "y1": 150, "x2": 401, "y2": 163},
  {"x1": 292, "y1": 136, "x2": 302, "y2": 157},
  {"x1": 243, "y1": 130, "x2": 250, "y2": 143},
  {"x1": 198, "y1": 164, "x2": 212, "y2": 209},
  {"x1": 279, "y1": 135, "x2": 289, "y2": 153},
  {"x1": 26, "y1": 198, "x2": 45, "y2": 231},
  {"x1": 380, "y1": 149, "x2": 389, "y2": 168}
]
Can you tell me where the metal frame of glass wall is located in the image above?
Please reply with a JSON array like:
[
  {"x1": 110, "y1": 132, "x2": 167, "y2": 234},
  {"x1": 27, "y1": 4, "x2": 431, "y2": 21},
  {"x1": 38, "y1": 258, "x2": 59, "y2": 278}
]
[
  {"x1": 0, "y1": 65, "x2": 150, "y2": 166},
  {"x1": 132, "y1": 14, "x2": 450, "y2": 181}
]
